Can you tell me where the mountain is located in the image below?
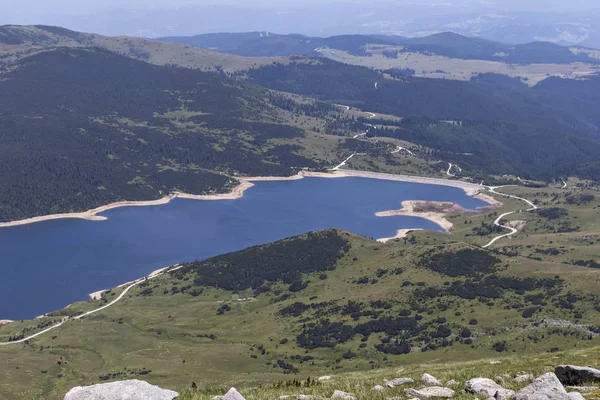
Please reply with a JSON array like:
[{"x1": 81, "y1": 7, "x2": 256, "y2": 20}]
[
  {"x1": 158, "y1": 30, "x2": 600, "y2": 65},
  {"x1": 0, "y1": 25, "x2": 287, "y2": 72},
  {"x1": 0, "y1": 46, "x2": 338, "y2": 222},
  {"x1": 1, "y1": 24, "x2": 600, "y2": 225},
  {"x1": 158, "y1": 32, "x2": 389, "y2": 57},
  {"x1": 244, "y1": 58, "x2": 600, "y2": 181}
]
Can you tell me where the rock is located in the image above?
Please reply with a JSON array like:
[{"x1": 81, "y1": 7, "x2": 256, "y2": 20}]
[
  {"x1": 222, "y1": 388, "x2": 246, "y2": 400},
  {"x1": 373, "y1": 385, "x2": 386, "y2": 391},
  {"x1": 404, "y1": 387, "x2": 455, "y2": 399},
  {"x1": 63, "y1": 380, "x2": 179, "y2": 400},
  {"x1": 330, "y1": 390, "x2": 355, "y2": 400},
  {"x1": 465, "y1": 378, "x2": 515, "y2": 400},
  {"x1": 319, "y1": 376, "x2": 333, "y2": 381},
  {"x1": 556, "y1": 365, "x2": 600, "y2": 385},
  {"x1": 422, "y1": 374, "x2": 443, "y2": 386},
  {"x1": 512, "y1": 372, "x2": 569, "y2": 400},
  {"x1": 515, "y1": 374, "x2": 534, "y2": 383},
  {"x1": 385, "y1": 378, "x2": 414, "y2": 388},
  {"x1": 445, "y1": 380, "x2": 458, "y2": 388},
  {"x1": 568, "y1": 393, "x2": 585, "y2": 400}
]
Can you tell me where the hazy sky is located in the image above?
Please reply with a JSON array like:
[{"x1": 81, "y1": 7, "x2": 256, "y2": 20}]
[
  {"x1": 2, "y1": 0, "x2": 600, "y2": 40},
  {"x1": 2, "y1": 0, "x2": 598, "y2": 17}
]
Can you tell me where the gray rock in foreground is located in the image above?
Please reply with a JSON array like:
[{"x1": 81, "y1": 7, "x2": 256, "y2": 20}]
[
  {"x1": 556, "y1": 365, "x2": 600, "y2": 385},
  {"x1": 222, "y1": 388, "x2": 246, "y2": 400},
  {"x1": 385, "y1": 377, "x2": 414, "y2": 388},
  {"x1": 330, "y1": 390, "x2": 355, "y2": 400},
  {"x1": 567, "y1": 393, "x2": 585, "y2": 400},
  {"x1": 404, "y1": 387, "x2": 455, "y2": 399},
  {"x1": 64, "y1": 380, "x2": 179, "y2": 400},
  {"x1": 422, "y1": 374, "x2": 442, "y2": 386},
  {"x1": 465, "y1": 378, "x2": 515, "y2": 400},
  {"x1": 511, "y1": 372, "x2": 570, "y2": 400}
]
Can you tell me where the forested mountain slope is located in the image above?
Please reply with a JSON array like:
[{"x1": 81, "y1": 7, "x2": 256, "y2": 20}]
[
  {"x1": 158, "y1": 30, "x2": 600, "y2": 65},
  {"x1": 0, "y1": 25, "x2": 287, "y2": 73},
  {"x1": 245, "y1": 59, "x2": 600, "y2": 180},
  {"x1": 0, "y1": 48, "x2": 327, "y2": 222}
]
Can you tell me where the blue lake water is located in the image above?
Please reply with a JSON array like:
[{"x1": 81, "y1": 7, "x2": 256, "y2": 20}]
[{"x1": 0, "y1": 177, "x2": 487, "y2": 320}]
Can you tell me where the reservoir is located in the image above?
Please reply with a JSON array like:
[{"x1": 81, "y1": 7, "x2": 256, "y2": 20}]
[{"x1": 0, "y1": 177, "x2": 487, "y2": 319}]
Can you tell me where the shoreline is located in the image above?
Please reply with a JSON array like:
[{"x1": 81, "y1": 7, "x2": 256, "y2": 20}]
[
  {"x1": 375, "y1": 198, "x2": 502, "y2": 238},
  {"x1": 0, "y1": 320, "x2": 13, "y2": 327},
  {"x1": 88, "y1": 266, "x2": 174, "y2": 300},
  {"x1": 375, "y1": 201, "x2": 458, "y2": 233},
  {"x1": 0, "y1": 169, "x2": 490, "y2": 229},
  {"x1": 377, "y1": 229, "x2": 424, "y2": 243}
]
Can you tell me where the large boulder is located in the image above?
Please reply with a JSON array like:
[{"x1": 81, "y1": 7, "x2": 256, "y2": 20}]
[
  {"x1": 222, "y1": 388, "x2": 246, "y2": 400},
  {"x1": 64, "y1": 380, "x2": 178, "y2": 400},
  {"x1": 330, "y1": 390, "x2": 355, "y2": 400},
  {"x1": 568, "y1": 393, "x2": 585, "y2": 400},
  {"x1": 511, "y1": 372, "x2": 570, "y2": 400},
  {"x1": 385, "y1": 378, "x2": 414, "y2": 388},
  {"x1": 422, "y1": 374, "x2": 442, "y2": 386},
  {"x1": 404, "y1": 387, "x2": 454, "y2": 399},
  {"x1": 465, "y1": 378, "x2": 514, "y2": 400},
  {"x1": 556, "y1": 365, "x2": 600, "y2": 385}
]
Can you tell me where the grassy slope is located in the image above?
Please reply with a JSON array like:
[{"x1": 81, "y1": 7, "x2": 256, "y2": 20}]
[
  {"x1": 177, "y1": 346, "x2": 600, "y2": 400},
  {"x1": 1, "y1": 180, "x2": 599, "y2": 399},
  {"x1": 0, "y1": 25, "x2": 287, "y2": 73}
]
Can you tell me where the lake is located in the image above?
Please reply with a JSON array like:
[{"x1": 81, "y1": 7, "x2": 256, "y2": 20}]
[{"x1": 0, "y1": 177, "x2": 487, "y2": 320}]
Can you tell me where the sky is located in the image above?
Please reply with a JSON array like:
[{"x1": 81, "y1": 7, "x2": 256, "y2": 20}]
[{"x1": 1, "y1": 0, "x2": 600, "y2": 40}]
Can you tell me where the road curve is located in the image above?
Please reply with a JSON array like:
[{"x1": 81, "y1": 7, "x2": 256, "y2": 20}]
[
  {"x1": 482, "y1": 186, "x2": 538, "y2": 248},
  {"x1": 0, "y1": 265, "x2": 184, "y2": 346}
]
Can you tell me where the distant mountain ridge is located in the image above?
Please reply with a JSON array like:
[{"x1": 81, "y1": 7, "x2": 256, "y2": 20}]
[
  {"x1": 158, "y1": 30, "x2": 600, "y2": 65},
  {"x1": 0, "y1": 25, "x2": 288, "y2": 73}
]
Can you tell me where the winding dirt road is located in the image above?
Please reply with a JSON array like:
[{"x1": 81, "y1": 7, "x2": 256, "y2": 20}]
[
  {"x1": 482, "y1": 186, "x2": 538, "y2": 248},
  {"x1": 0, "y1": 265, "x2": 183, "y2": 346}
]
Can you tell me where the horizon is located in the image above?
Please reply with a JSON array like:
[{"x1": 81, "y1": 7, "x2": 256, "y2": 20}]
[{"x1": 2, "y1": 0, "x2": 600, "y2": 41}]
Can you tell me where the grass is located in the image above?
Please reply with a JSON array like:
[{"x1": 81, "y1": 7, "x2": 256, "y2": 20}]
[
  {"x1": 1, "y1": 213, "x2": 600, "y2": 399},
  {"x1": 177, "y1": 346, "x2": 600, "y2": 400}
]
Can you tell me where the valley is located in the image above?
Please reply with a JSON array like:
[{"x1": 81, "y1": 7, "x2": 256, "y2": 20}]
[{"x1": 0, "y1": 23, "x2": 600, "y2": 400}]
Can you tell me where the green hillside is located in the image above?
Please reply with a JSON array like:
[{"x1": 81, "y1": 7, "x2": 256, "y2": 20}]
[
  {"x1": 245, "y1": 59, "x2": 600, "y2": 181},
  {"x1": 1, "y1": 179, "x2": 600, "y2": 399},
  {"x1": 0, "y1": 47, "x2": 342, "y2": 222}
]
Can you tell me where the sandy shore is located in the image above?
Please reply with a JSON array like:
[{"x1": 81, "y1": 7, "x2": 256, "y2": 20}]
[
  {"x1": 0, "y1": 320, "x2": 13, "y2": 326},
  {"x1": 376, "y1": 201, "x2": 460, "y2": 232},
  {"x1": 0, "y1": 169, "x2": 491, "y2": 229},
  {"x1": 377, "y1": 229, "x2": 424, "y2": 243}
]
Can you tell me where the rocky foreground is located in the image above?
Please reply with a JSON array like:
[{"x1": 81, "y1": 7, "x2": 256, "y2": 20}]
[{"x1": 62, "y1": 365, "x2": 600, "y2": 400}]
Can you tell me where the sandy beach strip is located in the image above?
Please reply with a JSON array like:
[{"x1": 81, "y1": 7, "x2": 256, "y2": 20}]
[
  {"x1": 0, "y1": 320, "x2": 13, "y2": 326},
  {"x1": 377, "y1": 229, "x2": 424, "y2": 243},
  {"x1": 0, "y1": 169, "x2": 492, "y2": 229},
  {"x1": 376, "y1": 201, "x2": 456, "y2": 232}
]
